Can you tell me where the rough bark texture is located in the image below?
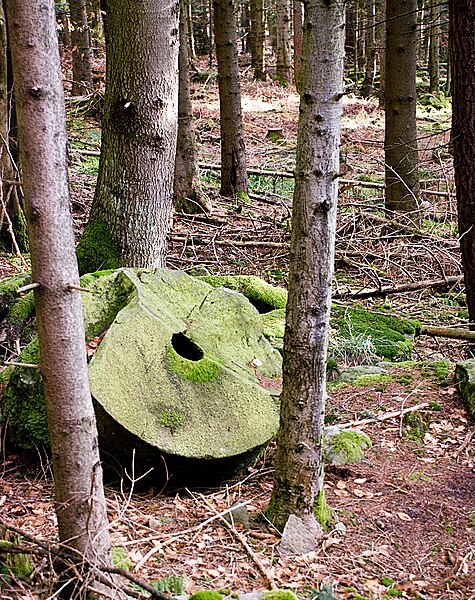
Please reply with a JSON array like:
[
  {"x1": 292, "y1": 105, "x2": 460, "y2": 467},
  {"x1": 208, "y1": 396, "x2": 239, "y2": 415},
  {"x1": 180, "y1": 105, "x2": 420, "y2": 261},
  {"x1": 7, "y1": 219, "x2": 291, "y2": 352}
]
[
  {"x1": 450, "y1": 0, "x2": 475, "y2": 330},
  {"x1": 266, "y1": 0, "x2": 345, "y2": 532},
  {"x1": 7, "y1": 0, "x2": 114, "y2": 594},
  {"x1": 86, "y1": 0, "x2": 104, "y2": 46},
  {"x1": 428, "y1": 0, "x2": 440, "y2": 94},
  {"x1": 384, "y1": 0, "x2": 420, "y2": 212},
  {"x1": 249, "y1": 0, "x2": 265, "y2": 80},
  {"x1": 174, "y1": 0, "x2": 210, "y2": 214},
  {"x1": 293, "y1": 0, "x2": 303, "y2": 92},
  {"x1": 361, "y1": 0, "x2": 376, "y2": 97},
  {"x1": 70, "y1": 0, "x2": 93, "y2": 95},
  {"x1": 376, "y1": 0, "x2": 386, "y2": 107},
  {"x1": 77, "y1": 0, "x2": 179, "y2": 274},
  {"x1": 275, "y1": 0, "x2": 292, "y2": 83},
  {"x1": 213, "y1": 0, "x2": 248, "y2": 198}
]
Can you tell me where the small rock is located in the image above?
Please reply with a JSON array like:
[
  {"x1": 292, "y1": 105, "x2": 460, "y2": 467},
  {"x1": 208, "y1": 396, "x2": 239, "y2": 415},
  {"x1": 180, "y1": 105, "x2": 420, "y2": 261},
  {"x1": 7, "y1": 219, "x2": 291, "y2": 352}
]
[{"x1": 279, "y1": 514, "x2": 322, "y2": 556}]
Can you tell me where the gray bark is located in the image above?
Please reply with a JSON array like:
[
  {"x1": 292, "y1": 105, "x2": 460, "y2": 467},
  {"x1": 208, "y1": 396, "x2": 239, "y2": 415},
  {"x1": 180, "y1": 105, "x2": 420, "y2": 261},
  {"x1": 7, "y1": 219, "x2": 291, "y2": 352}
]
[
  {"x1": 376, "y1": 0, "x2": 386, "y2": 106},
  {"x1": 174, "y1": 0, "x2": 210, "y2": 213},
  {"x1": 249, "y1": 0, "x2": 265, "y2": 80},
  {"x1": 361, "y1": 0, "x2": 376, "y2": 97},
  {"x1": 213, "y1": 0, "x2": 248, "y2": 198},
  {"x1": 6, "y1": 0, "x2": 114, "y2": 594},
  {"x1": 384, "y1": 0, "x2": 420, "y2": 212},
  {"x1": 70, "y1": 0, "x2": 93, "y2": 95},
  {"x1": 428, "y1": 0, "x2": 440, "y2": 94},
  {"x1": 293, "y1": 0, "x2": 303, "y2": 91},
  {"x1": 266, "y1": 0, "x2": 345, "y2": 532},
  {"x1": 275, "y1": 0, "x2": 292, "y2": 83},
  {"x1": 77, "y1": 0, "x2": 179, "y2": 274}
]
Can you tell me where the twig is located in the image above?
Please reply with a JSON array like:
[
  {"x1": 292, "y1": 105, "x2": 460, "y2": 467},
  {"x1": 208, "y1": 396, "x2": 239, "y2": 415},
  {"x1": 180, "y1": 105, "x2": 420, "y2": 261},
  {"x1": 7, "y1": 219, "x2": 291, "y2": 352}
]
[
  {"x1": 339, "y1": 402, "x2": 430, "y2": 429},
  {"x1": 194, "y1": 491, "x2": 279, "y2": 590},
  {"x1": 455, "y1": 430, "x2": 474, "y2": 461},
  {"x1": 17, "y1": 282, "x2": 41, "y2": 293},
  {"x1": 2, "y1": 361, "x2": 39, "y2": 369}
]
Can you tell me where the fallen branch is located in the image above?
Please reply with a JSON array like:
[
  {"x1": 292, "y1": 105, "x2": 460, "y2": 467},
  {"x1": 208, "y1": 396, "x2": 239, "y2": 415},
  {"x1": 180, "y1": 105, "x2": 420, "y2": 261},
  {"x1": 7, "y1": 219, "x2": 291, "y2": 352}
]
[
  {"x1": 333, "y1": 275, "x2": 463, "y2": 299},
  {"x1": 195, "y1": 492, "x2": 279, "y2": 590},
  {"x1": 420, "y1": 324, "x2": 475, "y2": 341},
  {"x1": 339, "y1": 402, "x2": 430, "y2": 429}
]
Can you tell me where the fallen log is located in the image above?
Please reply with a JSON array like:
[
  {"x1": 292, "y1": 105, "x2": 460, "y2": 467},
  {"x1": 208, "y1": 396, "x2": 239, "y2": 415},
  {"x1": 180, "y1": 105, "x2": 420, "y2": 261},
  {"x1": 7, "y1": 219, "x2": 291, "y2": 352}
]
[
  {"x1": 333, "y1": 275, "x2": 463, "y2": 299},
  {"x1": 420, "y1": 324, "x2": 475, "y2": 341}
]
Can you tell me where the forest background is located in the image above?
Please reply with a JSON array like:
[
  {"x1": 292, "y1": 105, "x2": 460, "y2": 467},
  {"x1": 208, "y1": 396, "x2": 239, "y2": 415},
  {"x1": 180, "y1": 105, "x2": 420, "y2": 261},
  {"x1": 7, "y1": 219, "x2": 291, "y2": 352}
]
[{"x1": 0, "y1": 1, "x2": 474, "y2": 599}]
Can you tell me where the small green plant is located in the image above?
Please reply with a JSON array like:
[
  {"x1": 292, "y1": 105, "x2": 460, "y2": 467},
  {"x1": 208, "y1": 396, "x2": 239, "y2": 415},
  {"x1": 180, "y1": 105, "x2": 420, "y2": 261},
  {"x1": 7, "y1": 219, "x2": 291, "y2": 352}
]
[
  {"x1": 384, "y1": 590, "x2": 403, "y2": 597},
  {"x1": 159, "y1": 409, "x2": 186, "y2": 432},
  {"x1": 152, "y1": 575, "x2": 187, "y2": 594},
  {"x1": 111, "y1": 546, "x2": 132, "y2": 571},
  {"x1": 381, "y1": 576, "x2": 393, "y2": 587},
  {"x1": 469, "y1": 512, "x2": 475, "y2": 527}
]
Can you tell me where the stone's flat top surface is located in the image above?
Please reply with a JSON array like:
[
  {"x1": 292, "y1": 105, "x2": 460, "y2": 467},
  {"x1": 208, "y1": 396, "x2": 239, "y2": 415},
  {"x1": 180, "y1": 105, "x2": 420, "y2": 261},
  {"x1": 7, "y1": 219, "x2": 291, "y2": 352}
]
[{"x1": 84, "y1": 268, "x2": 282, "y2": 459}]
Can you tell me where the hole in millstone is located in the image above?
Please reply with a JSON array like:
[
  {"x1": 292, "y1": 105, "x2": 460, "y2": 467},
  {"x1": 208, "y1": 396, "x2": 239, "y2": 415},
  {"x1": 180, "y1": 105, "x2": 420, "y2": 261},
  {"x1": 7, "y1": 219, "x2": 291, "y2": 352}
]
[
  {"x1": 248, "y1": 298, "x2": 276, "y2": 314},
  {"x1": 171, "y1": 332, "x2": 204, "y2": 361}
]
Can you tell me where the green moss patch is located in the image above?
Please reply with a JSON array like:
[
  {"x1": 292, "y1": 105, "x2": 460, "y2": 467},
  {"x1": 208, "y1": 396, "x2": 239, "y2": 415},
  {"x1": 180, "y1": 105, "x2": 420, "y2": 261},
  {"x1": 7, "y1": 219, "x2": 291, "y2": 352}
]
[
  {"x1": 76, "y1": 218, "x2": 121, "y2": 275},
  {"x1": 167, "y1": 346, "x2": 221, "y2": 383},
  {"x1": 314, "y1": 489, "x2": 334, "y2": 529}
]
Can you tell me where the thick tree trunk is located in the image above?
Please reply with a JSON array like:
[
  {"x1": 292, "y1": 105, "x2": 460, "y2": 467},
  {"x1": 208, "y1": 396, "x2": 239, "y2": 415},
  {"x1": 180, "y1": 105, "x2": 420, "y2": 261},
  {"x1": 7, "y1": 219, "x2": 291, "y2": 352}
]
[
  {"x1": 249, "y1": 0, "x2": 265, "y2": 80},
  {"x1": 361, "y1": 0, "x2": 376, "y2": 97},
  {"x1": 450, "y1": 0, "x2": 475, "y2": 330},
  {"x1": 384, "y1": 0, "x2": 420, "y2": 213},
  {"x1": 293, "y1": 0, "x2": 303, "y2": 92},
  {"x1": 174, "y1": 0, "x2": 210, "y2": 214},
  {"x1": 428, "y1": 0, "x2": 440, "y2": 94},
  {"x1": 275, "y1": 0, "x2": 292, "y2": 83},
  {"x1": 266, "y1": 0, "x2": 345, "y2": 533},
  {"x1": 70, "y1": 0, "x2": 93, "y2": 95},
  {"x1": 213, "y1": 0, "x2": 248, "y2": 198},
  {"x1": 76, "y1": 0, "x2": 179, "y2": 274},
  {"x1": 7, "y1": 0, "x2": 114, "y2": 595}
]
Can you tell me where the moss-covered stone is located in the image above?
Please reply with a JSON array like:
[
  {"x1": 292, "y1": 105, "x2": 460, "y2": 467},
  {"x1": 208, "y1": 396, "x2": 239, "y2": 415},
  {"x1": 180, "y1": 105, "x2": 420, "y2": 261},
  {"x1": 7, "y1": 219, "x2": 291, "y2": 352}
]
[
  {"x1": 262, "y1": 592, "x2": 297, "y2": 600},
  {"x1": 2, "y1": 339, "x2": 47, "y2": 448},
  {"x1": 331, "y1": 305, "x2": 421, "y2": 361},
  {"x1": 324, "y1": 427, "x2": 372, "y2": 466},
  {"x1": 190, "y1": 592, "x2": 223, "y2": 600},
  {"x1": 0, "y1": 274, "x2": 31, "y2": 322},
  {"x1": 197, "y1": 275, "x2": 288, "y2": 313},
  {"x1": 76, "y1": 218, "x2": 121, "y2": 276},
  {"x1": 455, "y1": 359, "x2": 475, "y2": 420}
]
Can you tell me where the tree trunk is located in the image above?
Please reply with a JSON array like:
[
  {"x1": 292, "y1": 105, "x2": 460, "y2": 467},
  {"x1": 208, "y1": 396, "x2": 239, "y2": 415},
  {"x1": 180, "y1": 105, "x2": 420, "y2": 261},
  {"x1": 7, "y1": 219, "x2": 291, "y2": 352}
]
[
  {"x1": 275, "y1": 0, "x2": 292, "y2": 84},
  {"x1": 384, "y1": 0, "x2": 420, "y2": 213},
  {"x1": 86, "y1": 0, "x2": 104, "y2": 47},
  {"x1": 76, "y1": 0, "x2": 179, "y2": 275},
  {"x1": 56, "y1": 2, "x2": 72, "y2": 54},
  {"x1": 174, "y1": 0, "x2": 211, "y2": 214},
  {"x1": 249, "y1": 0, "x2": 265, "y2": 80},
  {"x1": 360, "y1": 0, "x2": 376, "y2": 97},
  {"x1": 213, "y1": 0, "x2": 248, "y2": 199},
  {"x1": 376, "y1": 0, "x2": 386, "y2": 107},
  {"x1": 266, "y1": 0, "x2": 345, "y2": 533},
  {"x1": 186, "y1": 0, "x2": 196, "y2": 59},
  {"x1": 70, "y1": 0, "x2": 93, "y2": 95},
  {"x1": 293, "y1": 0, "x2": 303, "y2": 92},
  {"x1": 0, "y1": 1, "x2": 28, "y2": 254},
  {"x1": 450, "y1": 0, "x2": 475, "y2": 330},
  {"x1": 428, "y1": 0, "x2": 440, "y2": 94},
  {"x1": 7, "y1": 0, "x2": 114, "y2": 594}
]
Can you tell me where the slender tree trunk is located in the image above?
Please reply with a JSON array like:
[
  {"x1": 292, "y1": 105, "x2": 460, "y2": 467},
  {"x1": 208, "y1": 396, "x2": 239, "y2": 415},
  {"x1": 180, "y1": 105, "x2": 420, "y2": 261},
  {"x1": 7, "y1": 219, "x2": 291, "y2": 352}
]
[
  {"x1": 56, "y1": 2, "x2": 72, "y2": 54},
  {"x1": 249, "y1": 0, "x2": 265, "y2": 80},
  {"x1": 213, "y1": 0, "x2": 248, "y2": 198},
  {"x1": 275, "y1": 0, "x2": 292, "y2": 83},
  {"x1": 361, "y1": 0, "x2": 376, "y2": 97},
  {"x1": 266, "y1": 0, "x2": 345, "y2": 534},
  {"x1": 76, "y1": 0, "x2": 179, "y2": 274},
  {"x1": 7, "y1": 0, "x2": 114, "y2": 595},
  {"x1": 450, "y1": 0, "x2": 475, "y2": 330},
  {"x1": 186, "y1": 0, "x2": 196, "y2": 59},
  {"x1": 428, "y1": 0, "x2": 440, "y2": 94},
  {"x1": 384, "y1": 0, "x2": 420, "y2": 213},
  {"x1": 174, "y1": 0, "x2": 211, "y2": 214},
  {"x1": 86, "y1": 0, "x2": 104, "y2": 47},
  {"x1": 70, "y1": 0, "x2": 93, "y2": 95},
  {"x1": 293, "y1": 0, "x2": 303, "y2": 92},
  {"x1": 376, "y1": 0, "x2": 386, "y2": 107}
]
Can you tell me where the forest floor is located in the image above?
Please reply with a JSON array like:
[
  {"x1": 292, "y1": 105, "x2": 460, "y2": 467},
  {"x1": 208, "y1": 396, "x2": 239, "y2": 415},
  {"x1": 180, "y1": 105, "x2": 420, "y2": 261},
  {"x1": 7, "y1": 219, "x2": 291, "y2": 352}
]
[{"x1": 0, "y1": 65, "x2": 474, "y2": 600}]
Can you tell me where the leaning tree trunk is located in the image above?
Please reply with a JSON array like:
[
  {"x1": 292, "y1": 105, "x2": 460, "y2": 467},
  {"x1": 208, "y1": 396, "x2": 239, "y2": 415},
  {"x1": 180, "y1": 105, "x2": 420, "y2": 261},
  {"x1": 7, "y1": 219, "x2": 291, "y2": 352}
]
[
  {"x1": 69, "y1": 0, "x2": 93, "y2": 95},
  {"x1": 384, "y1": 0, "x2": 420, "y2": 213},
  {"x1": 428, "y1": 0, "x2": 440, "y2": 94},
  {"x1": 266, "y1": 0, "x2": 345, "y2": 534},
  {"x1": 360, "y1": 0, "x2": 376, "y2": 97},
  {"x1": 76, "y1": 0, "x2": 179, "y2": 275},
  {"x1": 450, "y1": 0, "x2": 475, "y2": 330},
  {"x1": 213, "y1": 0, "x2": 248, "y2": 199},
  {"x1": 249, "y1": 0, "x2": 265, "y2": 80},
  {"x1": 174, "y1": 0, "x2": 210, "y2": 214},
  {"x1": 7, "y1": 0, "x2": 114, "y2": 595},
  {"x1": 275, "y1": 0, "x2": 292, "y2": 84}
]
